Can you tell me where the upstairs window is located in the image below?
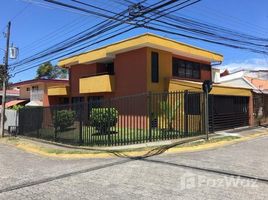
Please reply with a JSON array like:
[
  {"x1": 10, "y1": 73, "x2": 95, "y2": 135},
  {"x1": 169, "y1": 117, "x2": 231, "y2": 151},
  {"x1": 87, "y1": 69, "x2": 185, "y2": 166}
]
[
  {"x1": 32, "y1": 85, "x2": 39, "y2": 91},
  {"x1": 105, "y1": 62, "x2": 114, "y2": 75},
  {"x1": 172, "y1": 58, "x2": 201, "y2": 79},
  {"x1": 151, "y1": 52, "x2": 159, "y2": 83}
]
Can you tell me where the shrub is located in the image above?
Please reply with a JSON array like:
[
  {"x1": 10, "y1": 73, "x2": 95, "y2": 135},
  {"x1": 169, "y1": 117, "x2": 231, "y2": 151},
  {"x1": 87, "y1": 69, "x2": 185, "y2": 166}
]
[
  {"x1": 90, "y1": 108, "x2": 118, "y2": 134},
  {"x1": 11, "y1": 105, "x2": 24, "y2": 111},
  {"x1": 53, "y1": 110, "x2": 75, "y2": 132}
]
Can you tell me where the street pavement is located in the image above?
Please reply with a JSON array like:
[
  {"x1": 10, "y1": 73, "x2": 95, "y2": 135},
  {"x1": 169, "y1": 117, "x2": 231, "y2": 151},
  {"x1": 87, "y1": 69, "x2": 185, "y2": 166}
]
[{"x1": 0, "y1": 135, "x2": 268, "y2": 200}]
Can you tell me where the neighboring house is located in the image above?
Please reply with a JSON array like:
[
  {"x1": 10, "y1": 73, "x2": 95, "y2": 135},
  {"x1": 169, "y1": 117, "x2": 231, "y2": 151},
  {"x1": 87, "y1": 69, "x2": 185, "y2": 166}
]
[
  {"x1": 0, "y1": 89, "x2": 20, "y2": 104},
  {"x1": 58, "y1": 33, "x2": 253, "y2": 131},
  {"x1": 11, "y1": 79, "x2": 69, "y2": 107},
  {"x1": 218, "y1": 69, "x2": 268, "y2": 126}
]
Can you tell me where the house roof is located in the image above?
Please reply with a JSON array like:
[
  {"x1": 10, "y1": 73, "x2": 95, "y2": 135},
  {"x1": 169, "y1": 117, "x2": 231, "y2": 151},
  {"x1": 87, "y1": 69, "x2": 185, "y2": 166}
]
[
  {"x1": 59, "y1": 33, "x2": 223, "y2": 67},
  {"x1": 0, "y1": 90, "x2": 20, "y2": 96},
  {"x1": 11, "y1": 79, "x2": 69, "y2": 87},
  {"x1": 245, "y1": 76, "x2": 268, "y2": 90},
  {"x1": 0, "y1": 99, "x2": 27, "y2": 108},
  {"x1": 25, "y1": 100, "x2": 43, "y2": 107}
]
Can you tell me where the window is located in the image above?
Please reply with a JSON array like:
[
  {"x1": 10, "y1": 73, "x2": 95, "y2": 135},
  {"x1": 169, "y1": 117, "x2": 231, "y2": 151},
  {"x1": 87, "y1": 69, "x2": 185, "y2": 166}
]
[
  {"x1": 26, "y1": 87, "x2": 30, "y2": 92},
  {"x1": 173, "y1": 58, "x2": 201, "y2": 79},
  {"x1": 32, "y1": 86, "x2": 39, "y2": 91},
  {"x1": 151, "y1": 52, "x2": 159, "y2": 83},
  {"x1": 106, "y1": 62, "x2": 114, "y2": 75},
  {"x1": 88, "y1": 96, "x2": 103, "y2": 108},
  {"x1": 71, "y1": 97, "x2": 84, "y2": 104}
]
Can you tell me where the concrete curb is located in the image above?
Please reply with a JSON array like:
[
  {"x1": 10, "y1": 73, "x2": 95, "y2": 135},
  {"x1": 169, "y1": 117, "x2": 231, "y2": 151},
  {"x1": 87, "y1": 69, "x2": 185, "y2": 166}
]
[
  {"x1": 15, "y1": 134, "x2": 217, "y2": 152},
  {"x1": 1, "y1": 129, "x2": 267, "y2": 159}
]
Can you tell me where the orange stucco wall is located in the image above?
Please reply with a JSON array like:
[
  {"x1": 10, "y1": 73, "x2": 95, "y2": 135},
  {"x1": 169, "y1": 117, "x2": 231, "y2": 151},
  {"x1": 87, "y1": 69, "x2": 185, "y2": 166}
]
[
  {"x1": 69, "y1": 63, "x2": 98, "y2": 97},
  {"x1": 114, "y1": 47, "x2": 148, "y2": 96}
]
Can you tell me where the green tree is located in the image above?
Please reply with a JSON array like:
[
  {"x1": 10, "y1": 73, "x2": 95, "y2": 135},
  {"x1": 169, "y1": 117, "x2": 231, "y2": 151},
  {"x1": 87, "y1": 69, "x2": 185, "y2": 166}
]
[
  {"x1": 36, "y1": 61, "x2": 67, "y2": 79},
  {"x1": 160, "y1": 100, "x2": 179, "y2": 130}
]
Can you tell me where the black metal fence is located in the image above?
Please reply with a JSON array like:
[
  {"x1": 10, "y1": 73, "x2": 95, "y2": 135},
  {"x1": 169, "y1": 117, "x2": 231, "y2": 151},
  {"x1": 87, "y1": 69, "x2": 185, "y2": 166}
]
[{"x1": 18, "y1": 91, "x2": 206, "y2": 146}]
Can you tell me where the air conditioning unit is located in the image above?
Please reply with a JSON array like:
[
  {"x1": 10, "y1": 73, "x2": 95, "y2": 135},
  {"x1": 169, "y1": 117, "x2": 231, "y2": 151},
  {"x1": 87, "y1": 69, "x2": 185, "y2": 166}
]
[{"x1": 9, "y1": 47, "x2": 19, "y2": 59}]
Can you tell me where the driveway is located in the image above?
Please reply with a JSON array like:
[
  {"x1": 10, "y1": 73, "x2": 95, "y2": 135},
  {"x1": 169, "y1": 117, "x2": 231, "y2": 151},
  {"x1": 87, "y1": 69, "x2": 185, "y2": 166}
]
[{"x1": 0, "y1": 135, "x2": 267, "y2": 200}]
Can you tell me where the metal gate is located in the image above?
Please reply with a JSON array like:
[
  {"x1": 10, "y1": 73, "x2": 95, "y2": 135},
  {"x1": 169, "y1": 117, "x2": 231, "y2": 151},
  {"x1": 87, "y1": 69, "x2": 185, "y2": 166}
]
[{"x1": 209, "y1": 95, "x2": 249, "y2": 132}]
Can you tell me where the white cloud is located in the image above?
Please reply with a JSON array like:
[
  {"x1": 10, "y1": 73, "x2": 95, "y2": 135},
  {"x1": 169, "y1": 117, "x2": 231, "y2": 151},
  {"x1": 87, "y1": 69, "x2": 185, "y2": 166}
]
[{"x1": 216, "y1": 58, "x2": 268, "y2": 72}]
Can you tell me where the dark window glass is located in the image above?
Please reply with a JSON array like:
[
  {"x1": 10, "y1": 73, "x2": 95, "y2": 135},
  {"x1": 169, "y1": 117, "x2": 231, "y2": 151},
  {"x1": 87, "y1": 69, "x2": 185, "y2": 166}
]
[
  {"x1": 193, "y1": 63, "x2": 200, "y2": 79},
  {"x1": 106, "y1": 63, "x2": 114, "y2": 75},
  {"x1": 151, "y1": 52, "x2": 159, "y2": 83},
  {"x1": 88, "y1": 96, "x2": 103, "y2": 109},
  {"x1": 57, "y1": 97, "x2": 69, "y2": 105},
  {"x1": 178, "y1": 61, "x2": 185, "y2": 77},
  {"x1": 172, "y1": 58, "x2": 202, "y2": 79},
  {"x1": 71, "y1": 97, "x2": 84, "y2": 104},
  {"x1": 185, "y1": 62, "x2": 193, "y2": 78}
]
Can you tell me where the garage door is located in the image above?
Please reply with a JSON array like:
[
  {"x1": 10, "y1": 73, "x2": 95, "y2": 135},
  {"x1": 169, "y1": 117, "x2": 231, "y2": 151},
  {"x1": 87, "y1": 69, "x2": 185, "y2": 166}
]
[{"x1": 209, "y1": 95, "x2": 249, "y2": 132}]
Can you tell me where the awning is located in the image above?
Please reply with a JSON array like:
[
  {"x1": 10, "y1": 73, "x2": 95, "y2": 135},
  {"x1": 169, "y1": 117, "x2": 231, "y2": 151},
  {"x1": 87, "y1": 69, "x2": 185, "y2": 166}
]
[
  {"x1": 25, "y1": 101, "x2": 43, "y2": 107},
  {"x1": 0, "y1": 100, "x2": 27, "y2": 108}
]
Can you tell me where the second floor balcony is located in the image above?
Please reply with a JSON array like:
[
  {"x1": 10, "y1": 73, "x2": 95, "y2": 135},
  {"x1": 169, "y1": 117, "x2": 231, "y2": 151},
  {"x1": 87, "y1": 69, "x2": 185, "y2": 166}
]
[{"x1": 79, "y1": 73, "x2": 115, "y2": 94}]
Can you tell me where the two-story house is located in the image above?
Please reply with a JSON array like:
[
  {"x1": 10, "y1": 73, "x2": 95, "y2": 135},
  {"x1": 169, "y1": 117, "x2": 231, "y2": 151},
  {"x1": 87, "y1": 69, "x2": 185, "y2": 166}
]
[{"x1": 57, "y1": 33, "x2": 253, "y2": 131}]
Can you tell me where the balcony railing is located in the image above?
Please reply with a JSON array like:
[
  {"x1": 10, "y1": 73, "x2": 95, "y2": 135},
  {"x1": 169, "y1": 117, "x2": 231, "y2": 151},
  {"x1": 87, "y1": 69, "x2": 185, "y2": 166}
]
[
  {"x1": 30, "y1": 90, "x2": 44, "y2": 101},
  {"x1": 79, "y1": 74, "x2": 115, "y2": 94},
  {"x1": 48, "y1": 85, "x2": 69, "y2": 96}
]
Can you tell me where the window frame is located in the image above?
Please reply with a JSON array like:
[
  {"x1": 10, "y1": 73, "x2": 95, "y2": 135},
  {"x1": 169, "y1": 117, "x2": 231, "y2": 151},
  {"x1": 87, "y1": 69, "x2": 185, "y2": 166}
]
[{"x1": 172, "y1": 58, "x2": 202, "y2": 80}]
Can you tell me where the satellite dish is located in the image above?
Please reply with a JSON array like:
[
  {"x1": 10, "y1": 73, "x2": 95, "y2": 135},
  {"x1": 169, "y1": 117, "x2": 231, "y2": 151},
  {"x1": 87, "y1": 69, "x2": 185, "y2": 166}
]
[{"x1": 9, "y1": 47, "x2": 19, "y2": 59}]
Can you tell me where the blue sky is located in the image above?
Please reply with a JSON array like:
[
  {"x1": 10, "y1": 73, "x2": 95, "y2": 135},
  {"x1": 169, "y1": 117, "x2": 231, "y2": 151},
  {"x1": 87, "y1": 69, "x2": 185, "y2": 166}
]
[{"x1": 0, "y1": 0, "x2": 268, "y2": 82}]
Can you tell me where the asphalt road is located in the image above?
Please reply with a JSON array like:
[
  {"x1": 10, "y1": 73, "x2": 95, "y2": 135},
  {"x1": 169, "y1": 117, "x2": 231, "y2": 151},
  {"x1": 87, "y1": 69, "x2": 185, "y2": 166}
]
[{"x1": 0, "y1": 135, "x2": 268, "y2": 200}]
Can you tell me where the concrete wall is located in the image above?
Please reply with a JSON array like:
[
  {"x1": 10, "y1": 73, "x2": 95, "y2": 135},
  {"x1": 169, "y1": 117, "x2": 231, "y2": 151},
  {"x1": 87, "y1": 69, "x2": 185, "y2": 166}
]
[
  {"x1": 19, "y1": 86, "x2": 30, "y2": 99},
  {"x1": 0, "y1": 108, "x2": 18, "y2": 130}
]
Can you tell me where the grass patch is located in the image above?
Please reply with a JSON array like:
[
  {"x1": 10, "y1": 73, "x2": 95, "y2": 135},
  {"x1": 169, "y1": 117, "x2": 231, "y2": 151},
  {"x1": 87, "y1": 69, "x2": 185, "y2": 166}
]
[
  {"x1": 21, "y1": 126, "x2": 202, "y2": 146},
  {"x1": 0, "y1": 135, "x2": 241, "y2": 157}
]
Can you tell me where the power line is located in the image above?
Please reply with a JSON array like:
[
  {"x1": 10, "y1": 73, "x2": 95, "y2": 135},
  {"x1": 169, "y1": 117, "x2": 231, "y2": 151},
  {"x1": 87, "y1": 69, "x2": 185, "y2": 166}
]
[
  {"x1": 11, "y1": 0, "x2": 268, "y2": 77},
  {"x1": 10, "y1": 0, "x2": 181, "y2": 69},
  {"x1": 12, "y1": 27, "x2": 136, "y2": 75}
]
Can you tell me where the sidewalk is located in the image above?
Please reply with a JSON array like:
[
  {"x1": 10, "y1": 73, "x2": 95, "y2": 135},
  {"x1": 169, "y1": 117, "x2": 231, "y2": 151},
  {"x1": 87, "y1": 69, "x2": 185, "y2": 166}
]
[{"x1": 1, "y1": 126, "x2": 267, "y2": 159}]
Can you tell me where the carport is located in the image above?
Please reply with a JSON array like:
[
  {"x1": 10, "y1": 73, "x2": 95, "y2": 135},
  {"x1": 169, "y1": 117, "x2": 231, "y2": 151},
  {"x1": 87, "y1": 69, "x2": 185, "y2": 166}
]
[{"x1": 168, "y1": 79, "x2": 252, "y2": 131}]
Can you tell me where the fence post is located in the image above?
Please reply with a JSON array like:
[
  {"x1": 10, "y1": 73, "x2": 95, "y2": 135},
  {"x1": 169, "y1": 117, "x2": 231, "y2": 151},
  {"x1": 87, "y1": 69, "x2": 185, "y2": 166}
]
[
  {"x1": 184, "y1": 90, "x2": 189, "y2": 137},
  {"x1": 108, "y1": 99, "x2": 111, "y2": 146},
  {"x1": 18, "y1": 108, "x2": 22, "y2": 135},
  {"x1": 148, "y1": 92, "x2": 152, "y2": 142},
  {"x1": 54, "y1": 108, "x2": 58, "y2": 142},
  {"x1": 79, "y1": 103, "x2": 83, "y2": 145},
  {"x1": 204, "y1": 91, "x2": 209, "y2": 140},
  {"x1": 36, "y1": 108, "x2": 40, "y2": 138},
  {"x1": 210, "y1": 95, "x2": 214, "y2": 133}
]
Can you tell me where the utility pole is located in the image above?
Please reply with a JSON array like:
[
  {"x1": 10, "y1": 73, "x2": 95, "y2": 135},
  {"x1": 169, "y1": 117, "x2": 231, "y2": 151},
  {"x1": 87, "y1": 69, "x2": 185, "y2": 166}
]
[{"x1": 0, "y1": 21, "x2": 11, "y2": 137}]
